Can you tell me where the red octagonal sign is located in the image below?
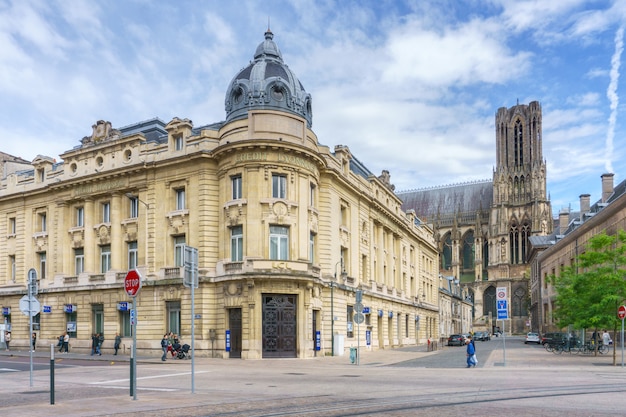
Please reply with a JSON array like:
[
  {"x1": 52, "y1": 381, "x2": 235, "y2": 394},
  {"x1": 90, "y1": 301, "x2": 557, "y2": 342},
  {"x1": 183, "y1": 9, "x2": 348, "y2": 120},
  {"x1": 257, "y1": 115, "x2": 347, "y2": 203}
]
[
  {"x1": 618, "y1": 305, "x2": 626, "y2": 320},
  {"x1": 125, "y1": 269, "x2": 142, "y2": 297}
]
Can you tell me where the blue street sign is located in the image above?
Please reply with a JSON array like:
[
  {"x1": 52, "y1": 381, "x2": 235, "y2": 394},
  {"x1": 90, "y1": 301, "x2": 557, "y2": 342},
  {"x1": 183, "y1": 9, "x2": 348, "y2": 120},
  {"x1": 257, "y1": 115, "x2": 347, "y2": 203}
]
[
  {"x1": 43, "y1": 305, "x2": 52, "y2": 313},
  {"x1": 130, "y1": 309, "x2": 136, "y2": 325},
  {"x1": 497, "y1": 300, "x2": 507, "y2": 310},
  {"x1": 225, "y1": 330, "x2": 231, "y2": 351},
  {"x1": 497, "y1": 309, "x2": 508, "y2": 320},
  {"x1": 315, "y1": 330, "x2": 321, "y2": 351}
]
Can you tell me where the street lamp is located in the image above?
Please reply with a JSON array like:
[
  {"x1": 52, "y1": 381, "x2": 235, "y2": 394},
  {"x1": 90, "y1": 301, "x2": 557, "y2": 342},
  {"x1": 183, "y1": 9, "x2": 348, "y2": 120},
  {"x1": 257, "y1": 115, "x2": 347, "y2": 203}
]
[{"x1": 331, "y1": 260, "x2": 347, "y2": 356}]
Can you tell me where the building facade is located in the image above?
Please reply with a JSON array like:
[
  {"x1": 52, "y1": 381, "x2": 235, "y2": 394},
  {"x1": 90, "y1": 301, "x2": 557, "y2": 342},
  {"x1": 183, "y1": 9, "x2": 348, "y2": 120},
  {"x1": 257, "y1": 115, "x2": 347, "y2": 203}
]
[
  {"x1": 0, "y1": 31, "x2": 439, "y2": 358},
  {"x1": 399, "y1": 101, "x2": 553, "y2": 335},
  {"x1": 529, "y1": 174, "x2": 626, "y2": 334}
]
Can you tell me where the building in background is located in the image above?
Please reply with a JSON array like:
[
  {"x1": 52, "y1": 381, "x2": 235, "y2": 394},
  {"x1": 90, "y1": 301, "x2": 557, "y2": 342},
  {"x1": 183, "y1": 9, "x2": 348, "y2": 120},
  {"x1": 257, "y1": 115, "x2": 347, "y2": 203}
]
[
  {"x1": 399, "y1": 102, "x2": 553, "y2": 335},
  {"x1": 0, "y1": 30, "x2": 438, "y2": 358},
  {"x1": 529, "y1": 173, "x2": 626, "y2": 334}
]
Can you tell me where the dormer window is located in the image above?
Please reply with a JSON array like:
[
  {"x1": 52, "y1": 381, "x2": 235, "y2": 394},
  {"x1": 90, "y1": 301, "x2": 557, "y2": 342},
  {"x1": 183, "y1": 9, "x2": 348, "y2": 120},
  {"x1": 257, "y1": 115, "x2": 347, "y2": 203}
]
[{"x1": 174, "y1": 135, "x2": 183, "y2": 151}]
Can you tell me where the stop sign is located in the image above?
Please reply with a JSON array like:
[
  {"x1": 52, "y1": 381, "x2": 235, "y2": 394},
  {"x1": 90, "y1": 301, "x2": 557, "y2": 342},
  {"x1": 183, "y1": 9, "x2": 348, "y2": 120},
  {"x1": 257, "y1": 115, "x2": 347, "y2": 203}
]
[
  {"x1": 618, "y1": 305, "x2": 626, "y2": 320},
  {"x1": 125, "y1": 269, "x2": 142, "y2": 297}
]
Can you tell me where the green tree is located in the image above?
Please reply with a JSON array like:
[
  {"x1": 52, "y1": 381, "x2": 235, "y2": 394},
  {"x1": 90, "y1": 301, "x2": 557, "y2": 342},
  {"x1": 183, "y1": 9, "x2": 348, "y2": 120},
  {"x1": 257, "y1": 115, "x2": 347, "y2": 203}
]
[{"x1": 550, "y1": 230, "x2": 626, "y2": 364}]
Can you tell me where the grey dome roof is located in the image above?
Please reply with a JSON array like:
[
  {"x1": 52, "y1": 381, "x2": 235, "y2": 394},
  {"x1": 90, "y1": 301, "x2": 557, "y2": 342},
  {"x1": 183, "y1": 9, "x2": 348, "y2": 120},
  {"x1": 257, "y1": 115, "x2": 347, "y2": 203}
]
[{"x1": 225, "y1": 30, "x2": 312, "y2": 127}]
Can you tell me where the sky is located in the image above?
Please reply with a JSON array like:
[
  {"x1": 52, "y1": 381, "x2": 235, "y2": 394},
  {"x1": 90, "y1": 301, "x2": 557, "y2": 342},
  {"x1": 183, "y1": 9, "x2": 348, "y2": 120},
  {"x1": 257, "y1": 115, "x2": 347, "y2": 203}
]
[{"x1": 1, "y1": 0, "x2": 625, "y2": 217}]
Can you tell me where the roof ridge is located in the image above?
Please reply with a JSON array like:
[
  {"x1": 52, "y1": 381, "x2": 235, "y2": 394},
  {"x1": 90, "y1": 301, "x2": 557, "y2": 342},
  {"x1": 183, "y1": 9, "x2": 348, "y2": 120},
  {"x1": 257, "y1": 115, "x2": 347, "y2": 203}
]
[{"x1": 397, "y1": 179, "x2": 492, "y2": 194}]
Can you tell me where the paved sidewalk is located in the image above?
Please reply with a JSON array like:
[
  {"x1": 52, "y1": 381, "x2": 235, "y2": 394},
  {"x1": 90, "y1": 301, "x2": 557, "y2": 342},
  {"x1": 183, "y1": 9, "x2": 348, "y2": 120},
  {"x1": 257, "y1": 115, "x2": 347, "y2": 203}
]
[{"x1": 2, "y1": 339, "x2": 625, "y2": 417}]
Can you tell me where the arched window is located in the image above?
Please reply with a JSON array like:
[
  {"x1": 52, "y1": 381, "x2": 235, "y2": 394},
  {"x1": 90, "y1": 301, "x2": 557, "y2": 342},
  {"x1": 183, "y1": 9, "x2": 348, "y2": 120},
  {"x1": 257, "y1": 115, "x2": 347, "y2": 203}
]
[
  {"x1": 462, "y1": 231, "x2": 474, "y2": 270},
  {"x1": 512, "y1": 285, "x2": 527, "y2": 316},
  {"x1": 483, "y1": 286, "x2": 496, "y2": 318},
  {"x1": 483, "y1": 238, "x2": 489, "y2": 279},
  {"x1": 509, "y1": 223, "x2": 519, "y2": 264},
  {"x1": 514, "y1": 119, "x2": 523, "y2": 167},
  {"x1": 510, "y1": 222, "x2": 530, "y2": 264}
]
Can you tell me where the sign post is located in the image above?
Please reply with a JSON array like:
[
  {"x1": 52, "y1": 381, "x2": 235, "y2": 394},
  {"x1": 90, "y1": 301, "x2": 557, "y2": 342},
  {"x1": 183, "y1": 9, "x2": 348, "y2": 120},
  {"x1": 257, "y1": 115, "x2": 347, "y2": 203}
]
[
  {"x1": 125, "y1": 269, "x2": 142, "y2": 400},
  {"x1": 618, "y1": 305, "x2": 626, "y2": 367},
  {"x1": 496, "y1": 286, "x2": 508, "y2": 366},
  {"x1": 183, "y1": 245, "x2": 198, "y2": 394}
]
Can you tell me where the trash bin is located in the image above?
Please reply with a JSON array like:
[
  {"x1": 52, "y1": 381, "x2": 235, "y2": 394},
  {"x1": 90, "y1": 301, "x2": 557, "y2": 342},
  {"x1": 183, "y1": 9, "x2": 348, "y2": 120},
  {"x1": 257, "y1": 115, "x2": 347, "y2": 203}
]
[{"x1": 349, "y1": 347, "x2": 357, "y2": 364}]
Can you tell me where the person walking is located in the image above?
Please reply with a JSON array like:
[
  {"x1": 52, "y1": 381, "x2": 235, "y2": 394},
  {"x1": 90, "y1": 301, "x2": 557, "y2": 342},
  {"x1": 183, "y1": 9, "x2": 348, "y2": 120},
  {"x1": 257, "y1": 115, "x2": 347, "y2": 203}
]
[
  {"x1": 31, "y1": 332, "x2": 37, "y2": 352},
  {"x1": 161, "y1": 334, "x2": 169, "y2": 361},
  {"x1": 602, "y1": 330, "x2": 612, "y2": 346},
  {"x1": 90, "y1": 333, "x2": 97, "y2": 356},
  {"x1": 5, "y1": 331, "x2": 10, "y2": 351},
  {"x1": 114, "y1": 332, "x2": 121, "y2": 355},
  {"x1": 62, "y1": 332, "x2": 69, "y2": 353},
  {"x1": 97, "y1": 333, "x2": 104, "y2": 355},
  {"x1": 466, "y1": 334, "x2": 476, "y2": 368}
]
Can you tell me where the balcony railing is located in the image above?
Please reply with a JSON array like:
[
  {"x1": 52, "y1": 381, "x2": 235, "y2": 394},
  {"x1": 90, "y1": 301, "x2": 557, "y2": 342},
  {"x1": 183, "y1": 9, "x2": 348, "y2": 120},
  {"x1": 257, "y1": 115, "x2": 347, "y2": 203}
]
[
  {"x1": 164, "y1": 267, "x2": 182, "y2": 279},
  {"x1": 64, "y1": 276, "x2": 78, "y2": 284},
  {"x1": 89, "y1": 274, "x2": 105, "y2": 282}
]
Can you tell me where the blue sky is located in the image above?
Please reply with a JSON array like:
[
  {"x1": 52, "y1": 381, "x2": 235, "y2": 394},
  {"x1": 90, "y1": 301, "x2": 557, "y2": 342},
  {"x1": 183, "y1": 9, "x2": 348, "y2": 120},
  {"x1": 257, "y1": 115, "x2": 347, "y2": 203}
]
[{"x1": 1, "y1": 0, "x2": 625, "y2": 216}]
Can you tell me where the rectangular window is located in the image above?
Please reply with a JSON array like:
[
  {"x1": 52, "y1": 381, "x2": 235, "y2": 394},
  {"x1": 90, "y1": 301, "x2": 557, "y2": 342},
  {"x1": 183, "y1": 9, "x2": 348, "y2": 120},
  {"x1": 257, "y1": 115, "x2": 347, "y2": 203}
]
[
  {"x1": 230, "y1": 226, "x2": 243, "y2": 262},
  {"x1": 129, "y1": 197, "x2": 139, "y2": 218},
  {"x1": 346, "y1": 305, "x2": 354, "y2": 338},
  {"x1": 405, "y1": 314, "x2": 409, "y2": 338},
  {"x1": 269, "y1": 225, "x2": 289, "y2": 260},
  {"x1": 272, "y1": 174, "x2": 287, "y2": 199},
  {"x1": 309, "y1": 183, "x2": 316, "y2": 206},
  {"x1": 167, "y1": 301, "x2": 181, "y2": 335},
  {"x1": 92, "y1": 304, "x2": 104, "y2": 335},
  {"x1": 232, "y1": 175, "x2": 242, "y2": 200},
  {"x1": 175, "y1": 189, "x2": 186, "y2": 210},
  {"x1": 102, "y1": 202, "x2": 110, "y2": 223},
  {"x1": 75, "y1": 248, "x2": 85, "y2": 275},
  {"x1": 66, "y1": 312, "x2": 77, "y2": 338},
  {"x1": 9, "y1": 217, "x2": 16, "y2": 234},
  {"x1": 174, "y1": 135, "x2": 183, "y2": 151},
  {"x1": 39, "y1": 252, "x2": 47, "y2": 280},
  {"x1": 340, "y1": 204, "x2": 348, "y2": 227},
  {"x1": 174, "y1": 236, "x2": 186, "y2": 267},
  {"x1": 128, "y1": 241, "x2": 138, "y2": 270},
  {"x1": 9, "y1": 255, "x2": 16, "y2": 282},
  {"x1": 76, "y1": 207, "x2": 84, "y2": 227},
  {"x1": 121, "y1": 310, "x2": 131, "y2": 337},
  {"x1": 309, "y1": 232, "x2": 315, "y2": 263},
  {"x1": 100, "y1": 245, "x2": 111, "y2": 273},
  {"x1": 39, "y1": 213, "x2": 47, "y2": 232}
]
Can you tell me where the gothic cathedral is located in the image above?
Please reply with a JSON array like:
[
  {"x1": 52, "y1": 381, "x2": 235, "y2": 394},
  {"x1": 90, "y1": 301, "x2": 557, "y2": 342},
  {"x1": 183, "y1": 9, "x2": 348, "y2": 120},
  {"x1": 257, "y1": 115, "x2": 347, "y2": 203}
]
[{"x1": 399, "y1": 101, "x2": 553, "y2": 333}]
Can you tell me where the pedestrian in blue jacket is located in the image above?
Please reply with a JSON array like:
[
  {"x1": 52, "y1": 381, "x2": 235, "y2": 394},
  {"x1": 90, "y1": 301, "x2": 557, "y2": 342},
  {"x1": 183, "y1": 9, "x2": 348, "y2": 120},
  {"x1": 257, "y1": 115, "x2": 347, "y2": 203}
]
[{"x1": 466, "y1": 335, "x2": 476, "y2": 368}]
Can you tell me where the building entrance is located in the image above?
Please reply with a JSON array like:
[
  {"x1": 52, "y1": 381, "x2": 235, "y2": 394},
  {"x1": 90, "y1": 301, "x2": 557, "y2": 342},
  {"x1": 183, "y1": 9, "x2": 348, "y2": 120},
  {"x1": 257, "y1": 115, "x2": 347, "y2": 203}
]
[
  {"x1": 262, "y1": 294, "x2": 297, "y2": 358},
  {"x1": 228, "y1": 308, "x2": 242, "y2": 358}
]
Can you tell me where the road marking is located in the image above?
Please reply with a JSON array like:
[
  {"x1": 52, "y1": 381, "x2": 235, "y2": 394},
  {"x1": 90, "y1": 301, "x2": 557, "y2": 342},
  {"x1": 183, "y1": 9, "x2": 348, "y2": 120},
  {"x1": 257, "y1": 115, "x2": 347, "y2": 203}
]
[
  {"x1": 0, "y1": 368, "x2": 19, "y2": 372},
  {"x1": 90, "y1": 370, "x2": 210, "y2": 384},
  {"x1": 92, "y1": 385, "x2": 178, "y2": 392}
]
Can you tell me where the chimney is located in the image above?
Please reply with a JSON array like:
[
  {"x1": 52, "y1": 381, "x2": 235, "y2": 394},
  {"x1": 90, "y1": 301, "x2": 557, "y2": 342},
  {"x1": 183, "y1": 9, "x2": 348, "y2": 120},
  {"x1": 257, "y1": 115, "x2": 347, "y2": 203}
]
[
  {"x1": 601, "y1": 173, "x2": 614, "y2": 203},
  {"x1": 579, "y1": 194, "x2": 590, "y2": 214},
  {"x1": 558, "y1": 208, "x2": 569, "y2": 235}
]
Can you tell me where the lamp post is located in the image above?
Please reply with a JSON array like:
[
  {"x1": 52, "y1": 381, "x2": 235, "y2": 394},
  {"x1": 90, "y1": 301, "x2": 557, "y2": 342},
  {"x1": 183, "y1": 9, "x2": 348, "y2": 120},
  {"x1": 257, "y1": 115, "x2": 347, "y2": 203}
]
[{"x1": 331, "y1": 260, "x2": 347, "y2": 356}]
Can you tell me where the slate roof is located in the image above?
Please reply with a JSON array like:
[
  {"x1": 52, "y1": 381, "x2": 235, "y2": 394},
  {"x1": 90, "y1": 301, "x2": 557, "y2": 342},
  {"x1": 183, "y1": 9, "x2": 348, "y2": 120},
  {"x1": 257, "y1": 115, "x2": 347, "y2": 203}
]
[{"x1": 396, "y1": 180, "x2": 493, "y2": 222}]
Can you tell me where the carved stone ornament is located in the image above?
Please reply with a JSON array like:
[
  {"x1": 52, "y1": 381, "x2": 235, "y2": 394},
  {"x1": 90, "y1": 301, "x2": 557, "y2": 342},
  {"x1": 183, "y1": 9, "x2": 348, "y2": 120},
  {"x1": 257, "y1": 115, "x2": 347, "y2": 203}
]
[
  {"x1": 225, "y1": 282, "x2": 243, "y2": 296},
  {"x1": 81, "y1": 120, "x2": 121, "y2": 146}
]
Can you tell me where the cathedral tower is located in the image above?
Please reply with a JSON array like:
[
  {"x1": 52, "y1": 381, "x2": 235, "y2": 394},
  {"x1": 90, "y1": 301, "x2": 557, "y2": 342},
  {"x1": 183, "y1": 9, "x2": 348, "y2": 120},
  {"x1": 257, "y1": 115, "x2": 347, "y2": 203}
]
[{"x1": 489, "y1": 101, "x2": 552, "y2": 280}]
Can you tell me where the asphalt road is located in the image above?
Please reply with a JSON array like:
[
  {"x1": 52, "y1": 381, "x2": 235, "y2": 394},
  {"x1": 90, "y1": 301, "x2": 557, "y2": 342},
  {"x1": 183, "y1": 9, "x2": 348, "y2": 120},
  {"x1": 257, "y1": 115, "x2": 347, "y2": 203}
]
[{"x1": 1, "y1": 336, "x2": 625, "y2": 416}]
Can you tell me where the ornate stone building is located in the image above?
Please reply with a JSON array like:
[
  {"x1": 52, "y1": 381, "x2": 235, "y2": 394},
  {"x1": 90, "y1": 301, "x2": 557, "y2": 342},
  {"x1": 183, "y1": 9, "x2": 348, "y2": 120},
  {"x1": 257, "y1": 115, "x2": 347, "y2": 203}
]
[
  {"x1": 0, "y1": 30, "x2": 438, "y2": 358},
  {"x1": 399, "y1": 101, "x2": 553, "y2": 334}
]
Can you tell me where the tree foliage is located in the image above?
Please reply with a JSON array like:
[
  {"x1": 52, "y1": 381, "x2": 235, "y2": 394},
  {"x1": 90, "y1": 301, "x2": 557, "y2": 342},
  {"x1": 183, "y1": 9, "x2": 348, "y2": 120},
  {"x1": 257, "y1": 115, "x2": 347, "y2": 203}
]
[{"x1": 549, "y1": 230, "x2": 626, "y2": 362}]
